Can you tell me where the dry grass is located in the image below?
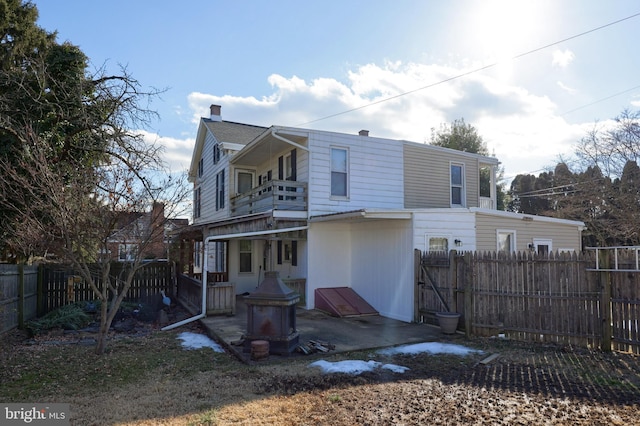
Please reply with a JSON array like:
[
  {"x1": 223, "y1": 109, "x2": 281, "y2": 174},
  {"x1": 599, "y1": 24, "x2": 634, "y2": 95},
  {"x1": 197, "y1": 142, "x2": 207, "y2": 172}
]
[{"x1": 2, "y1": 324, "x2": 639, "y2": 425}]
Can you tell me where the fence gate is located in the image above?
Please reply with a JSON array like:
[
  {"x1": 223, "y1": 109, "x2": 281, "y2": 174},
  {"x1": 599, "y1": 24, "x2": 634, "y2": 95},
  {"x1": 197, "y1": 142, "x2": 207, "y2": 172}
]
[{"x1": 588, "y1": 246, "x2": 640, "y2": 354}]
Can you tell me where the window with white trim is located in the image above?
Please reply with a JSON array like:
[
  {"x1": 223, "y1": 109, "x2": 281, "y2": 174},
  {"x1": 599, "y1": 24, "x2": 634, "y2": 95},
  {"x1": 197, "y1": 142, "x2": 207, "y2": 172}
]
[
  {"x1": 208, "y1": 241, "x2": 227, "y2": 272},
  {"x1": 450, "y1": 163, "x2": 465, "y2": 206},
  {"x1": 331, "y1": 147, "x2": 348, "y2": 197},
  {"x1": 497, "y1": 230, "x2": 516, "y2": 253},
  {"x1": 428, "y1": 237, "x2": 449, "y2": 252},
  {"x1": 533, "y1": 238, "x2": 552, "y2": 255},
  {"x1": 239, "y1": 240, "x2": 252, "y2": 273},
  {"x1": 236, "y1": 170, "x2": 254, "y2": 195}
]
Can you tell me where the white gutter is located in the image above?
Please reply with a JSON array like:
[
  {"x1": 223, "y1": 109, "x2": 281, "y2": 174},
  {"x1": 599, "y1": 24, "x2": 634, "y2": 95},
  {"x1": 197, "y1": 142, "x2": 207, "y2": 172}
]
[{"x1": 162, "y1": 225, "x2": 309, "y2": 331}]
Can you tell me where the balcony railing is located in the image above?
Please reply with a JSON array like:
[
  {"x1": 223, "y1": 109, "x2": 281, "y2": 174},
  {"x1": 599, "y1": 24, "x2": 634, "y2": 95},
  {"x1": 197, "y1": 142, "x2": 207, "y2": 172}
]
[
  {"x1": 479, "y1": 197, "x2": 495, "y2": 209},
  {"x1": 230, "y1": 180, "x2": 308, "y2": 216}
]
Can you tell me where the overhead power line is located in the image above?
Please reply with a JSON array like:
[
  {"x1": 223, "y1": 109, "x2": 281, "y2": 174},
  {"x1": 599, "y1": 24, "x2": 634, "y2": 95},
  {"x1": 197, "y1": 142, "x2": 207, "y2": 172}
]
[{"x1": 296, "y1": 12, "x2": 640, "y2": 127}]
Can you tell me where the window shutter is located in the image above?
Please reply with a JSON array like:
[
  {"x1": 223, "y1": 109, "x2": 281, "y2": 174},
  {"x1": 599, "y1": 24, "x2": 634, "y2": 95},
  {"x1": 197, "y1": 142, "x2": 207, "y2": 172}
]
[
  {"x1": 291, "y1": 240, "x2": 297, "y2": 266},
  {"x1": 215, "y1": 173, "x2": 219, "y2": 210},
  {"x1": 277, "y1": 240, "x2": 283, "y2": 265},
  {"x1": 290, "y1": 149, "x2": 297, "y2": 181}
]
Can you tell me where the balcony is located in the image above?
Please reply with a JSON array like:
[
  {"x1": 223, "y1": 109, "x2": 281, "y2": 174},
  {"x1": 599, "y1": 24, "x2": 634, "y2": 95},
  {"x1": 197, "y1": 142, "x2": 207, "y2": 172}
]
[{"x1": 230, "y1": 180, "x2": 308, "y2": 216}]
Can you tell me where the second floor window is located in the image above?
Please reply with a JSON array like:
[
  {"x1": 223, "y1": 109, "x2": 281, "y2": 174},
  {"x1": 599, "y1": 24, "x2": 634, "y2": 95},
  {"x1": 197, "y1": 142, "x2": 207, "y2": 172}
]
[
  {"x1": 213, "y1": 144, "x2": 221, "y2": 165},
  {"x1": 450, "y1": 163, "x2": 464, "y2": 206},
  {"x1": 198, "y1": 158, "x2": 204, "y2": 178},
  {"x1": 194, "y1": 187, "x2": 201, "y2": 218},
  {"x1": 331, "y1": 147, "x2": 348, "y2": 197},
  {"x1": 216, "y1": 170, "x2": 225, "y2": 210}
]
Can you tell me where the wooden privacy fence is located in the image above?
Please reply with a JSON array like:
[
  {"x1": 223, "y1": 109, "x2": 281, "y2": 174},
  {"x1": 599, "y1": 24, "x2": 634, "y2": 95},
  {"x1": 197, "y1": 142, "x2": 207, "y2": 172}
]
[
  {"x1": 0, "y1": 261, "x2": 173, "y2": 334},
  {"x1": 40, "y1": 261, "x2": 174, "y2": 314},
  {"x1": 417, "y1": 249, "x2": 640, "y2": 354},
  {"x1": 0, "y1": 265, "x2": 39, "y2": 333}
]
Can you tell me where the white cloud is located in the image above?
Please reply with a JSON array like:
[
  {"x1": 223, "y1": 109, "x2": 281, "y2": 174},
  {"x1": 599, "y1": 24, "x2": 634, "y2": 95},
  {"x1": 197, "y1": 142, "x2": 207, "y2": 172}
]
[
  {"x1": 557, "y1": 81, "x2": 577, "y2": 95},
  {"x1": 182, "y1": 61, "x2": 593, "y2": 180},
  {"x1": 139, "y1": 129, "x2": 194, "y2": 173},
  {"x1": 552, "y1": 49, "x2": 575, "y2": 68}
]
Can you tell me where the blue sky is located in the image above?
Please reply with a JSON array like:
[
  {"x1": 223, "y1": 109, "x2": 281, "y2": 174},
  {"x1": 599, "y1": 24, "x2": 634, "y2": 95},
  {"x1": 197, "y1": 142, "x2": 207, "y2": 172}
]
[{"x1": 31, "y1": 1, "x2": 640, "y2": 181}]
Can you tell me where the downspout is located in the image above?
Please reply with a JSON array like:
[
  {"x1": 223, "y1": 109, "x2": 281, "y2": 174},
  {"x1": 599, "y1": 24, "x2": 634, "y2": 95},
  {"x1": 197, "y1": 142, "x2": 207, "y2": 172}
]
[
  {"x1": 162, "y1": 238, "x2": 210, "y2": 331},
  {"x1": 162, "y1": 226, "x2": 309, "y2": 331}
]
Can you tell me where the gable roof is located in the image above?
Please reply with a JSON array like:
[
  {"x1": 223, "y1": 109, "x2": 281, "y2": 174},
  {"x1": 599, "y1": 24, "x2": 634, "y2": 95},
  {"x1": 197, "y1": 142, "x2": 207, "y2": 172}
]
[{"x1": 189, "y1": 119, "x2": 267, "y2": 180}]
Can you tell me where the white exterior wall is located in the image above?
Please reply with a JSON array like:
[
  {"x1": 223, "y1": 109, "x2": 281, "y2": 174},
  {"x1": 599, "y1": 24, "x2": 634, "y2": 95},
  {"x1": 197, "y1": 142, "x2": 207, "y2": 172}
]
[
  {"x1": 412, "y1": 209, "x2": 478, "y2": 252},
  {"x1": 306, "y1": 222, "x2": 352, "y2": 309},
  {"x1": 351, "y1": 220, "x2": 414, "y2": 322},
  {"x1": 194, "y1": 131, "x2": 230, "y2": 225},
  {"x1": 308, "y1": 132, "x2": 404, "y2": 216}
]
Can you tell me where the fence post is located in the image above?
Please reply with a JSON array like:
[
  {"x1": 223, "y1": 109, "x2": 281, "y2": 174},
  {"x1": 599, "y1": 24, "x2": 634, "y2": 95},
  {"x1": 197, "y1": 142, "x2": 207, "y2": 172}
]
[
  {"x1": 599, "y1": 250, "x2": 612, "y2": 352},
  {"x1": 36, "y1": 265, "x2": 45, "y2": 317},
  {"x1": 17, "y1": 264, "x2": 24, "y2": 328},
  {"x1": 413, "y1": 249, "x2": 421, "y2": 323},
  {"x1": 463, "y1": 252, "x2": 473, "y2": 338}
]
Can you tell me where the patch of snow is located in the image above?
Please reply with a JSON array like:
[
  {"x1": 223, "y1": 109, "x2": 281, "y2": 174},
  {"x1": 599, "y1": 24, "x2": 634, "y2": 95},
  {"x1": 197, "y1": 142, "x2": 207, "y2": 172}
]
[
  {"x1": 308, "y1": 359, "x2": 410, "y2": 375},
  {"x1": 177, "y1": 332, "x2": 224, "y2": 352},
  {"x1": 381, "y1": 363, "x2": 410, "y2": 373},
  {"x1": 308, "y1": 342, "x2": 481, "y2": 375},
  {"x1": 378, "y1": 342, "x2": 482, "y2": 357}
]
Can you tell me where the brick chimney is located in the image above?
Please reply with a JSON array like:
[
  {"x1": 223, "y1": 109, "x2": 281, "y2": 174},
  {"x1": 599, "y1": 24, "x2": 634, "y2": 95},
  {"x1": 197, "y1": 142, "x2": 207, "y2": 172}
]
[
  {"x1": 210, "y1": 104, "x2": 222, "y2": 122},
  {"x1": 359, "y1": 129, "x2": 369, "y2": 136}
]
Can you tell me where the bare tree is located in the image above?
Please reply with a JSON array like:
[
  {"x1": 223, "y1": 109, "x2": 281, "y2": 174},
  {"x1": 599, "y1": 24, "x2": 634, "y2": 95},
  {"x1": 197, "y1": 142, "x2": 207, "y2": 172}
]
[{"x1": 0, "y1": 54, "x2": 189, "y2": 354}]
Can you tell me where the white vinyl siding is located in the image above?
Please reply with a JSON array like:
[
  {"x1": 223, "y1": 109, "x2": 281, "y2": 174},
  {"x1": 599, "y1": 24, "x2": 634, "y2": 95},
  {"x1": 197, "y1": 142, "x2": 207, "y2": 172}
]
[
  {"x1": 193, "y1": 131, "x2": 229, "y2": 224},
  {"x1": 308, "y1": 132, "x2": 404, "y2": 216}
]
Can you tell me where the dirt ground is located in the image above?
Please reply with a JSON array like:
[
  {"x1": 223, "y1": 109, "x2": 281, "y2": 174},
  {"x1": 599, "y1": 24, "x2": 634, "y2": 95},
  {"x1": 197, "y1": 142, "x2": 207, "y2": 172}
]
[{"x1": 2, "y1": 324, "x2": 640, "y2": 425}]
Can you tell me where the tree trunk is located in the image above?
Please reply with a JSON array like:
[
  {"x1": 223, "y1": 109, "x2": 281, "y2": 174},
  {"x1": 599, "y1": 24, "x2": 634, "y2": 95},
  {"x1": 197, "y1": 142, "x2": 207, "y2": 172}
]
[{"x1": 95, "y1": 297, "x2": 111, "y2": 355}]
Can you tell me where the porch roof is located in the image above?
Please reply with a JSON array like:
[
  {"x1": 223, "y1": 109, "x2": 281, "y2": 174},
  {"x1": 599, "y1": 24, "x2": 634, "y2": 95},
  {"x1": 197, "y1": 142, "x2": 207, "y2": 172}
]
[
  {"x1": 230, "y1": 126, "x2": 309, "y2": 166},
  {"x1": 310, "y1": 209, "x2": 413, "y2": 223}
]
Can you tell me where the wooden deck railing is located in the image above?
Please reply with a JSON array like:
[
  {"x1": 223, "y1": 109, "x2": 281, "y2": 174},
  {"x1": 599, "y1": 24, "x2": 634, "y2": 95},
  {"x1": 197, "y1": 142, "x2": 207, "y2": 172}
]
[
  {"x1": 176, "y1": 273, "x2": 235, "y2": 316},
  {"x1": 230, "y1": 180, "x2": 307, "y2": 216}
]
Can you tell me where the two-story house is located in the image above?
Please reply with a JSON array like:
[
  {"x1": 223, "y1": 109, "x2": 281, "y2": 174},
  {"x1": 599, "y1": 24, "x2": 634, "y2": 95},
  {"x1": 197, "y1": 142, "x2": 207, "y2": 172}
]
[{"x1": 187, "y1": 105, "x2": 584, "y2": 322}]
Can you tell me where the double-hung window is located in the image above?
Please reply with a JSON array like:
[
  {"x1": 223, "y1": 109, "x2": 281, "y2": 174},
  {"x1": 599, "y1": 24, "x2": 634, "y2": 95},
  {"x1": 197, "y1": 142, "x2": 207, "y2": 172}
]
[
  {"x1": 239, "y1": 240, "x2": 252, "y2": 273},
  {"x1": 331, "y1": 147, "x2": 348, "y2": 197},
  {"x1": 194, "y1": 187, "x2": 201, "y2": 219},
  {"x1": 450, "y1": 163, "x2": 465, "y2": 206}
]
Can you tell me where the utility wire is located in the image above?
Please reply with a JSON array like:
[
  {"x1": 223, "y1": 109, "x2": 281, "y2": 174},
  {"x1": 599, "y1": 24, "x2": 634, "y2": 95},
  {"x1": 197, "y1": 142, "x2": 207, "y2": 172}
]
[
  {"x1": 560, "y1": 84, "x2": 640, "y2": 116},
  {"x1": 296, "y1": 12, "x2": 640, "y2": 127}
]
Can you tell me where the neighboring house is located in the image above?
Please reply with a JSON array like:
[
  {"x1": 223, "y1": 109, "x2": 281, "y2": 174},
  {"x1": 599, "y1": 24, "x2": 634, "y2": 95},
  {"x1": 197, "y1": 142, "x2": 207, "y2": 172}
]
[
  {"x1": 106, "y1": 202, "x2": 189, "y2": 262},
  {"x1": 186, "y1": 105, "x2": 585, "y2": 322}
]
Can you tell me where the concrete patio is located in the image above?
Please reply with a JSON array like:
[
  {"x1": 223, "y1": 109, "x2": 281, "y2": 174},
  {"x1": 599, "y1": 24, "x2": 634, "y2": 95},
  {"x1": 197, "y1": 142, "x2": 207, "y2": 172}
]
[{"x1": 199, "y1": 296, "x2": 444, "y2": 363}]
